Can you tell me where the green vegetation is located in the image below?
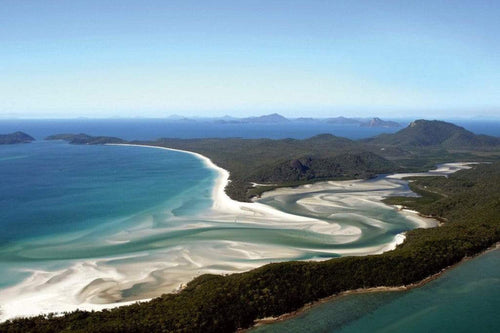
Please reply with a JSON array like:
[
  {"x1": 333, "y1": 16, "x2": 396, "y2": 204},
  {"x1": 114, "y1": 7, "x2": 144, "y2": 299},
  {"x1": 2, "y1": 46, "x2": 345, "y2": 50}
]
[
  {"x1": 363, "y1": 119, "x2": 500, "y2": 148},
  {"x1": 143, "y1": 120, "x2": 499, "y2": 201},
  {"x1": 146, "y1": 134, "x2": 361, "y2": 200},
  {"x1": 248, "y1": 151, "x2": 395, "y2": 182},
  {"x1": 0, "y1": 131, "x2": 35, "y2": 144},
  {"x1": 45, "y1": 120, "x2": 500, "y2": 201},
  {"x1": 1, "y1": 162, "x2": 498, "y2": 333},
  {"x1": 46, "y1": 133, "x2": 125, "y2": 145}
]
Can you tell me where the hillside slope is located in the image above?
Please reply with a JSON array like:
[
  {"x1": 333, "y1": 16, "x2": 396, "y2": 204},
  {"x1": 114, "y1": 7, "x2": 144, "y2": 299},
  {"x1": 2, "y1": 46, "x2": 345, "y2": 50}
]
[
  {"x1": 0, "y1": 131, "x2": 35, "y2": 144},
  {"x1": 365, "y1": 119, "x2": 499, "y2": 148}
]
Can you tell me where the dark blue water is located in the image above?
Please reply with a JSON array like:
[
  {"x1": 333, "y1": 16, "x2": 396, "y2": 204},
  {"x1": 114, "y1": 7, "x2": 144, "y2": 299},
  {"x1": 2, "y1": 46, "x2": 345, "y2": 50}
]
[
  {"x1": 0, "y1": 119, "x2": 400, "y2": 140},
  {"x1": 0, "y1": 119, "x2": 498, "y2": 141}
]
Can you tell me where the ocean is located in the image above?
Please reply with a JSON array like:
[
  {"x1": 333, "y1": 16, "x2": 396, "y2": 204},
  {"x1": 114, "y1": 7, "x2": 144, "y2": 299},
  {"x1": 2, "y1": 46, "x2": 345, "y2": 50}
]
[{"x1": 0, "y1": 118, "x2": 499, "y2": 141}]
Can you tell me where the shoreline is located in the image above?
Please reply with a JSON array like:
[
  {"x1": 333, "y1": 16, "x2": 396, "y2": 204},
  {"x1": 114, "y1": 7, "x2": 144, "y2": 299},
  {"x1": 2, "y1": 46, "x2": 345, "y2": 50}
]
[
  {"x1": 114, "y1": 144, "x2": 443, "y2": 250},
  {"x1": 0, "y1": 143, "x2": 234, "y2": 323},
  {"x1": 0, "y1": 145, "x2": 474, "y2": 322},
  {"x1": 108, "y1": 143, "x2": 233, "y2": 211},
  {"x1": 247, "y1": 242, "x2": 500, "y2": 331}
]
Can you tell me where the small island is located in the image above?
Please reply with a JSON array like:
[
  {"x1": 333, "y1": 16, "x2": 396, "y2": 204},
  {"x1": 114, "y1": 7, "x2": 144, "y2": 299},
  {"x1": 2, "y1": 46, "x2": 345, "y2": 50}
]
[
  {"x1": 45, "y1": 133, "x2": 126, "y2": 145},
  {"x1": 0, "y1": 131, "x2": 35, "y2": 145}
]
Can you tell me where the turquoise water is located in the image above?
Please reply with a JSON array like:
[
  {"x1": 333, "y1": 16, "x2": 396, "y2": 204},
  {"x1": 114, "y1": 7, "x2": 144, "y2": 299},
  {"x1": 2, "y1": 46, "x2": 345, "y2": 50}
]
[
  {"x1": 0, "y1": 141, "x2": 214, "y2": 288},
  {"x1": 0, "y1": 141, "x2": 213, "y2": 243},
  {"x1": 1, "y1": 139, "x2": 493, "y2": 324},
  {"x1": 253, "y1": 249, "x2": 500, "y2": 332},
  {"x1": 0, "y1": 141, "x2": 423, "y2": 318}
]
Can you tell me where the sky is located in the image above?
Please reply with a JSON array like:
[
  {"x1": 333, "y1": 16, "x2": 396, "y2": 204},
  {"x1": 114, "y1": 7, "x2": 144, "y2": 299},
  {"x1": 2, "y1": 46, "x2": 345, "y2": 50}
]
[{"x1": 1, "y1": 0, "x2": 499, "y2": 119}]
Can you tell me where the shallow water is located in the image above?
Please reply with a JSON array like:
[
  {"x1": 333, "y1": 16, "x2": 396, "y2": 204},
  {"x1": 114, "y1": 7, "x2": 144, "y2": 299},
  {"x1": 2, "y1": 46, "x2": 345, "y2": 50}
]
[
  {"x1": 0, "y1": 141, "x2": 442, "y2": 320},
  {"x1": 252, "y1": 248, "x2": 500, "y2": 332}
]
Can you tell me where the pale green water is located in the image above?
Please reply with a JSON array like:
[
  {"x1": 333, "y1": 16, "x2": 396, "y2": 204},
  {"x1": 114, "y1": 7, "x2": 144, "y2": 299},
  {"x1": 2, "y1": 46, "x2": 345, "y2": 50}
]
[{"x1": 253, "y1": 248, "x2": 500, "y2": 332}]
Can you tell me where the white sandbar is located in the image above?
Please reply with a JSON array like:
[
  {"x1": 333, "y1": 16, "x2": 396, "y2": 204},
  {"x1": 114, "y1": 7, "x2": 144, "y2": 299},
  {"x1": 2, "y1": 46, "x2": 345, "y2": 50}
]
[{"x1": 0, "y1": 143, "x2": 474, "y2": 321}]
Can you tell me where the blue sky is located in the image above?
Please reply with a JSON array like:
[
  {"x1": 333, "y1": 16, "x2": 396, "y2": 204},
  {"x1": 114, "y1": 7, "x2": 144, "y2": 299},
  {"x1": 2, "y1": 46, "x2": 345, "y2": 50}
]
[{"x1": 1, "y1": 0, "x2": 499, "y2": 119}]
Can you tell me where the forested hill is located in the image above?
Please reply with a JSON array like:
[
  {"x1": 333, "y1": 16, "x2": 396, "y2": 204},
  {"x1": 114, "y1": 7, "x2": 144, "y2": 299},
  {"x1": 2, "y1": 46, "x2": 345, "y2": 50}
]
[
  {"x1": 364, "y1": 119, "x2": 500, "y2": 148},
  {"x1": 45, "y1": 119, "x2": 500, "y2": 201},
  {"x1": 46, "y1": 133, "x2": 125, "y2": 145},
  {"x1": 245, "y1": 151, "x2": 395, "y2": 183},
  {"x1": 0, "y1": 131, "x2": 35, "y2": 144},
  {"x1": 145, "y1": 120, "x2": 499, "y2": 200},
  {"x1": 146, "y1": 135, "x2": 394, "y2": 200}
]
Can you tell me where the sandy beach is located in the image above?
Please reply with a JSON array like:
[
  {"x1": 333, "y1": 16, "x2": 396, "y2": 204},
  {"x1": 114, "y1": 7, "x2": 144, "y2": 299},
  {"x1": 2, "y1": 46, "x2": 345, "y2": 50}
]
[{"x1": 0, "y1": 145, "x2": 474, "y2": 322}]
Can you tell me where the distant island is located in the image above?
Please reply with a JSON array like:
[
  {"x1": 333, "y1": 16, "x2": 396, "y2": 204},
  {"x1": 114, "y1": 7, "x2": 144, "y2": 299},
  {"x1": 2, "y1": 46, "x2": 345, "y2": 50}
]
[
  {"x1": 164, "y1": 113, "x2": 402, "y2": 128},
  {"x1": 0, "y1": 131, "x2": 35, "y2": 145},
  {"x1": 359, "y1": 117, "x2": 401, "y2": 128}
]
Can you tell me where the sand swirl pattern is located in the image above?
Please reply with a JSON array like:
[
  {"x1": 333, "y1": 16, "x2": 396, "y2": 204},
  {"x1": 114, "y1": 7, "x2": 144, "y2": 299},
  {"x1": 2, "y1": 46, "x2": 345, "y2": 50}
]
[{"x1": 0, "y1": 142, "x2": 471, "y2": 321}]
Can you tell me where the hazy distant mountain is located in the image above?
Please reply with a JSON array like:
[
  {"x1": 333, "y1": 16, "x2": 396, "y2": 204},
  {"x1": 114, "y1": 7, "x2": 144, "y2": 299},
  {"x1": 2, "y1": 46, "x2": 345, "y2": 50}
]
[
  {"x1": 212, "y1": 115, "x2": 242, "y2": 124},
  {"x1": 220, "y1": 115, "x2": 239, "y2": 121},
  {"x1": 325, "y1": 116, "x2": 362, "y2": 125},
  {"x1": 162, "y1": 114, "x2": 402, "y2": 127},
  {"x1": 294, "y1": 117, "x2": 318, "y2": 122},
  {"x1": 166, "y1": 114, "x2": 188, "y2": 120},
  {"x1": 165, "y1": 115, "x2": 196, "y2": 122},
  {"x1": 211, "y1": 113, "x2": 291, "y2": 124},
  {"x1": 360, "y1": 117, "x2": 401, "y2": 128},
  {"x1": 366, "y1": 119, "x2": 499, "y2": 148},
  {"x1": 241, "y1": 113, "x2": 290, "y2": 123},
  {"x1": 323, "y1": 116, "x2": 401, "y2": 127},
  {"x1": 0, "y1": 131, "x2": 35, "y2": 144}
]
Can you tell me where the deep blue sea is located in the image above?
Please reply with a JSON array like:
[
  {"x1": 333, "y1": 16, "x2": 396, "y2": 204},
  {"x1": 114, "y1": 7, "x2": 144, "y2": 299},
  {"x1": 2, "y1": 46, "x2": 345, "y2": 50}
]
[{"x1": 0, "y1": 118, "x2": 499, "y2": 141}]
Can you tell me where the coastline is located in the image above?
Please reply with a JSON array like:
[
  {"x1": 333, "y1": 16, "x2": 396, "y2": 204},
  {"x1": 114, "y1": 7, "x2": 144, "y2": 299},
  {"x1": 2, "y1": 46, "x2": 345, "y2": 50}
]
[
  {"x1": 110, "y1": 144, "x2": 297, "y2": 216},
  {"x1": 0, "y1": 145, "x2": 474, "y2": 322},
  {"x1": 114, "y1": 143, "x2": 441, "y2": 251},
  {"x1": 247, "y1": 242, "x2": 500, "y2": 331},
  {"x1": 108, "y1": 143, "x2": 234, "y2": 211},
  {"x1": 0, "y1": 144, "x2": 338, "y2": 322}
]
